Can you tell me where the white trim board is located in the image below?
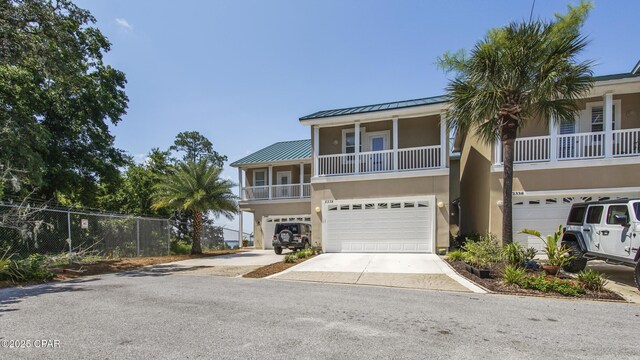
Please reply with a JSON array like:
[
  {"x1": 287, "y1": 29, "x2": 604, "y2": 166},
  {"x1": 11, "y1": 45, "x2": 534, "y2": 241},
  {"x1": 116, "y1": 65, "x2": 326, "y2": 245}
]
[
  {"x1": 311, "y1": 168, "x2": 449, "y2": 183},
  {"x1": 491, "y1": 156, "x2": 640, "y2": 172},
  {"x1": 512, "y1": 187, "x2": 640, "y2": 198}
]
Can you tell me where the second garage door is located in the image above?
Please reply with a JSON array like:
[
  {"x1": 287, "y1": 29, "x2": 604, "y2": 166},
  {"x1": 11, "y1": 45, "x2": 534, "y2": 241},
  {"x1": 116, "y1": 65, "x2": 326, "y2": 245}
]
[{"x1": 323, "y1": 196, "x2": 436, "y2": 253}]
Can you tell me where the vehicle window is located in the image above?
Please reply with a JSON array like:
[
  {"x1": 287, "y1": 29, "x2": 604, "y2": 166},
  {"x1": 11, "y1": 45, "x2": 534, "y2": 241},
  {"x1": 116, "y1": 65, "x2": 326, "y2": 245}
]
[
  {"x1": 585, "y1": 206, "x2": 603, "y2": 224},
  {"x1": 276, "y1": 224, "x2": 299, "y2": 233},
  {"x1": 634, "y1": 202, "x2": 640, "y2": 221},
  {"x1": 606, "y1": 205, "x2": 629, "y2": 225},
  {"x1": 567, "y1": 206, "x2": 587, "y2": 225}
]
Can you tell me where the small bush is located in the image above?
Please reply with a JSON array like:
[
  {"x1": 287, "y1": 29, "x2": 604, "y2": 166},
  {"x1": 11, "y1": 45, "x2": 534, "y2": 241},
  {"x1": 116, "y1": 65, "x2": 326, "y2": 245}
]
[
  {"x1": 577, "y1": 269, "x2": 608, "y2": 292},
  {"x1": 446, "y1": 250, "x2": 466, "y2": 262},
  {"x1": 502, "y1": 243, "x2": 526, "y2": 267},
  {"x1": 284, "y1": 254, "x2": 297, "y2": 263},
  {"x1": 524, "y1": 247, "x2": 538, "y2": 260},
  {"x1": 170, "y1": 240, "x2": 192, "y2": 255},
  {"x1": 502, "y1": 265, "x2": 526, "y2": 286},
  {"x1": 521, "y1": 275, "x2": 585, "y2": 297},
  {"x1": 0, "y1": 254, "x2": 55, "y2": 282},
  {"x1": 463, "y1": 233, "x2": 502, "y2": 269}
]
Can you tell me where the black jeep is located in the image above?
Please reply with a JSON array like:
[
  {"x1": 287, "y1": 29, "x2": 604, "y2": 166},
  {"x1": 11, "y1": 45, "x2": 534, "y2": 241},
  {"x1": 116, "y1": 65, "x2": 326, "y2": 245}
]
[{"x1": 272, "y1": 222, "x2": 312, "y2": 255}]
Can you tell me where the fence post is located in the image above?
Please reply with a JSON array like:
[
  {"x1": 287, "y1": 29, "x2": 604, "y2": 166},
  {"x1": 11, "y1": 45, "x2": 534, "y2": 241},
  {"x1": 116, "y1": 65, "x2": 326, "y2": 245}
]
[
  {"x1": 167, "y1": 220, "x2": 171, "y2": 255},
  {"x1": 67, "y1": 210, "x2": 72, "y2": 255},
  {"x1": 136, "y1": 218, "x2": 140, "y2": 257}
]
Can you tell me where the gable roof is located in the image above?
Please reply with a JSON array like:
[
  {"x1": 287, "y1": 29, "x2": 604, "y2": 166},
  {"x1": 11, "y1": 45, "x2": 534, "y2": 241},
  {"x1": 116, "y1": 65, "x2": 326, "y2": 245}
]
[
  {"x1": 299, "y1": 95, "x2": 448, "y2": 121},
  {"x1": 632, "y1": 60, "x2": 640, "y2": 75},
  {"x1": 230, "y1": 139, "x2": 311, "y2": 167}
]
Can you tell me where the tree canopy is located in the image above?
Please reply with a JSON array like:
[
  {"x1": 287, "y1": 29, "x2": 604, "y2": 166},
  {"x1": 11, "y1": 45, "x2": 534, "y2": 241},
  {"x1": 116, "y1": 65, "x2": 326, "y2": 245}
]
[{"x1": 0, "y1": 0, "x2": 128, "y2": 205}]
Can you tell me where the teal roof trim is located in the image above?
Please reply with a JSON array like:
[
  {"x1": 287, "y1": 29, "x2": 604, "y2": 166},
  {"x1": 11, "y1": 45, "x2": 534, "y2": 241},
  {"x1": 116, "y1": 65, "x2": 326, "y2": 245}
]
[
  {"x1": 230, "y1": 139, "x2": 311, "y2": 167},
  {"x1": 299, "y1": 95, "x2": 448, "y2": 121},
  {"x1": 593, "y1": 72, "x2": 640, "y2": 82}
]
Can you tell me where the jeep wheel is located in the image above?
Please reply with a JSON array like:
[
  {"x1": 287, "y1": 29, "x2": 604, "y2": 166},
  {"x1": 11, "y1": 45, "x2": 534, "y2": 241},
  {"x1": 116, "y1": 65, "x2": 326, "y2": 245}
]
[
  {"x1": 634, "y1": 262, "x2": 640, "y2": 290},
  {"x1": 303, "y1": 241, "x2": 311, "y2": 250},
  {"x1": 274, "y1": 246, "x2": 282, "y2": 255},
  {"x1": 562, "y1": 241, "x2": 587, "y2": 273}
]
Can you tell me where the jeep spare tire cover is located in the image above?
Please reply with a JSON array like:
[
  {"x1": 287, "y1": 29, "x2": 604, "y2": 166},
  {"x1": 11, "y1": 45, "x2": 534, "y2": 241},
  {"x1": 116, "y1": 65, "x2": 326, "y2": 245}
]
[{"x1": 278, "y1": 229, "x2": 293, "y2": 243}]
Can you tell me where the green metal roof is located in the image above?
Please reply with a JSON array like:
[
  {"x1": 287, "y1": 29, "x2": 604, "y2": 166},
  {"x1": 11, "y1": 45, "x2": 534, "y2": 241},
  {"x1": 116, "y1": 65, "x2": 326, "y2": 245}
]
[
  {"x1": 230, "y1": 139, "x2": 311, "y2": 167},
  {"x1": 299, "y1": 72, "x2": 640, "y2": 122},
  {"x1": 299, "y1": 95, "x2": 448, "y2": 121}
]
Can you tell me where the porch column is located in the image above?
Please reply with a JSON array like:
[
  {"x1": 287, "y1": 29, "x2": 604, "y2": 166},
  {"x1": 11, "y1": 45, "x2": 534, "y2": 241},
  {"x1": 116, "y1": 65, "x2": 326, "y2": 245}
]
[
  {"x1": 237, "y1": 167, "x2": 244, "y2": 200},
  {"x1": 313, "y1": 126, "x2": 319, "y2": 176},
  {"x1": 392, "y1": 116, "x2": 399, "y2": 171},
  {"x1": 604, "y1": 92, "x2": 614, "y2": 158},
  {"x1": 299, "y1": 163, "x2": 304, "y2": 198},
  {"x1": 354, "y1": 121, "x2": 360, "y2": 174},
  {"x1": 268, "y1": 165, "x2": 273, "y2": 199},
  {"x1": 238, "y1": 211, "x2": 243, "y2": 248},
  {"x1": 494, "y1": 139, "x2": 502, "y2": 165},
  {"x1": 440, "y1": 112, "x2": 447, "y2": 168},
  {"x1": 549, "y1": 115, "x2": 558, "y2": 162}
]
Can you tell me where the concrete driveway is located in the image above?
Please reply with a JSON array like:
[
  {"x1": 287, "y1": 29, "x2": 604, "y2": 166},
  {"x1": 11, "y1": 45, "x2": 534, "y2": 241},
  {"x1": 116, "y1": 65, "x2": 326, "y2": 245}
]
[
  {"x1": 272, "y1": 253, "x2": 485, "y2": 293},
  {"x1": 585, "y1": 261, "x2": 640, "y2": 303},
  {"x1": 162, "y1": 250, "x2": 285, "y2": 277}
]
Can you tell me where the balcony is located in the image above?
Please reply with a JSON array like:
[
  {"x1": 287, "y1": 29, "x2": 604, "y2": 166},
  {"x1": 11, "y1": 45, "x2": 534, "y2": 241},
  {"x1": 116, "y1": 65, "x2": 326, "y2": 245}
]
[
  {"x1": 241, "y1": 183, "x2": 311, "y2": 201},
  {"x1": 495, "y1": 128, "x2": 640, "y2": 164},
  {"x1": 317, "y1": 145, "x2": 443, "y2": 176}
]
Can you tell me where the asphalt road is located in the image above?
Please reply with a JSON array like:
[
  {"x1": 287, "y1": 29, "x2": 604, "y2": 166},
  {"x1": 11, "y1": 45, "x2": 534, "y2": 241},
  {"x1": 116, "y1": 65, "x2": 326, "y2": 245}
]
[{"x1": 1, "y1": 269, "x2": 639, "y2": 360}]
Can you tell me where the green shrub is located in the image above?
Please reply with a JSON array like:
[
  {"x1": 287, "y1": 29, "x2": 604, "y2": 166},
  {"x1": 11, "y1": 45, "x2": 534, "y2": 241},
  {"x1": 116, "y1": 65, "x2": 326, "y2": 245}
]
[
  {"x1": 170, "y1": 240, "x2": 192, "y2": 255},
  {"x1": 521, "y1": 274, "x2": 585, "y2": 297},
  {"x1": 0, "y1": 254, "x2": 55, "y2": 282},
  {"x1": 284, "y1": 254, "x2": 297, "y2": 263},
  {"x1": 577, "y1": 269, "x2": 608, "y2": 292},
  {"x1": 446, "y1": 250, "x2": 466, "y2": 261},
  {"x1": 462, "y1": 234, "x2": 502, "y2": 268},
  {"x1": 520, "y1": 226, "x2": 573, "y2": 268},
  {"x1": 502, "y1": 243, "x2": 526, "y2": 267},
  {"x1": 502, "y1": 265, "x2": 526, "y2": 286},
  {"x1": 524, "y1": 247, "x2": 538, "y2": 260}
]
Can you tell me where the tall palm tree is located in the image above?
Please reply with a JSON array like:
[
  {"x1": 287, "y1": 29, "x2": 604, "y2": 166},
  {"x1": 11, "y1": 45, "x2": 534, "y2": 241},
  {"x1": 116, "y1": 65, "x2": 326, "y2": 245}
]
[
  {"x1": 153, "y1": 160, "x2": 237, "y2": 254},
  {"x1": 441, "y1": 12, "x2": 593, "y2": 243}
]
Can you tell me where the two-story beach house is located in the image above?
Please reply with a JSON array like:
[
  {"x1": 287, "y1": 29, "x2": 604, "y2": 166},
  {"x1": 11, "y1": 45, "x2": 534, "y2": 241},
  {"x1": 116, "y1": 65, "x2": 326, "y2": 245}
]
[{"x1": 233, "y1": 60, "x2": 640, "y2": 253}]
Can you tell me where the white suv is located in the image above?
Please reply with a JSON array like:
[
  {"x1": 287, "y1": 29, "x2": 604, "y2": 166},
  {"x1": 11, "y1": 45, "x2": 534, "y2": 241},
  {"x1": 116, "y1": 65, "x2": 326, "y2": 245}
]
[{"x1": 561, "y1": 198, "x2": 640, "y2": 289}]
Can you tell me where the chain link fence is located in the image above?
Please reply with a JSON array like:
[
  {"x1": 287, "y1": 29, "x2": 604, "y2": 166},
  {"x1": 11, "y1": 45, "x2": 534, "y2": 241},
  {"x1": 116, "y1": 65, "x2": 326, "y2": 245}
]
[{"x1": 0, "y1": 204, "x2": 170, "y2": 258}]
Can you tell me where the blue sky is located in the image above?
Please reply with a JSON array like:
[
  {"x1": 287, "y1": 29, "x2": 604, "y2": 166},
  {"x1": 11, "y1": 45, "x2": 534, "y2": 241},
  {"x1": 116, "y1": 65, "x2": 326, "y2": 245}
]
[{"x1": 75, "y1": 0, "x2": 639, "y2": 232}]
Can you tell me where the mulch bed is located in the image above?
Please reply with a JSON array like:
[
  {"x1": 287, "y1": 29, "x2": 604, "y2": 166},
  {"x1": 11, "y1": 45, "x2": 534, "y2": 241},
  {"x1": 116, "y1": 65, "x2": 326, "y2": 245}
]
[
  {"x1": 0, "y1": 250, "x2": 242, "y2": 289},
  {"x1": 243, "y1": 255, "x2": 316, "y2": 278},
  {"x1": 446, "y1": 260, "x2": 625, "y2": 301}
]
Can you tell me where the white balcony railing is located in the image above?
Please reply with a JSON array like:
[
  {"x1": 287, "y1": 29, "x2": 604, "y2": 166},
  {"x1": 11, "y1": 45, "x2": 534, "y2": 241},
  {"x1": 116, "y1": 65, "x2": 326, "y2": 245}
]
[
  {"x1": 496, "y1": 129, "x2": 640, "y2": 164},
  {"x1": 242, "y1": 184, "x2": 311, "y2": 201},
  {"x1": 317, "y1": 145, "x2": 442, "y2": 176}
]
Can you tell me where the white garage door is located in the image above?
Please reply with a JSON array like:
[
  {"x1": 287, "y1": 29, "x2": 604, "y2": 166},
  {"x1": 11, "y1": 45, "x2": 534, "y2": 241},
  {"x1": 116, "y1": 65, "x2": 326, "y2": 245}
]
[
  {"x1": 261, "y1": 215, "x2": 311, "y2": 250},
  {"x1": 513, "y1": 192, "x2": 638, "y2": 251},
  {"x1": 323, "y1": 196, "x2": 436, "y2": 253}
]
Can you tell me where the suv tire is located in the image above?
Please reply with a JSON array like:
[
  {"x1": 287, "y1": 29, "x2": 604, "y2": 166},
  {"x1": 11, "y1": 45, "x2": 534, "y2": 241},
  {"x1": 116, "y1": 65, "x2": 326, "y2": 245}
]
[
  {"x1": 274, "y1": 246, "x2": 282, "y2": 255},
  {"x1": 634, "y1": 262, "x2": 640, "y2": 290},
  {"x1": 562, "y1": 241, "x2": 587, "y2": 273},
  {"x1": 303, "y1": 240, "x2": 311, "y2": 250}
]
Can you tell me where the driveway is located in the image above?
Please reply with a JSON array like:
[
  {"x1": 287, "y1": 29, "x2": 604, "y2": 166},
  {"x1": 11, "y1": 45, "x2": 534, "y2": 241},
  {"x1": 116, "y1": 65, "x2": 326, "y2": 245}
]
[
  {"x1": 161, "y1": 250, "x2": 285, "y2": 277},
  {"x1": 1, "y1": 271, "x2": 638, "y2": 359},
  {"x1": 272, "y1": 253, "x2": 485, "y2": 293},
  {"x1": 586, "y1": 261, "x2": 640, "y2": 303}
]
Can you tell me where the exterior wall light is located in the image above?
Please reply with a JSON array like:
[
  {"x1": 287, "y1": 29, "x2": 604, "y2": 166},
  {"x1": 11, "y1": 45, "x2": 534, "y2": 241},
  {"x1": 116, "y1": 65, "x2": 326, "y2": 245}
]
[
  {"x1": 315, "y1": 206, "x2": 321, "y2": 213},
  {"x1": 497, "y1": 200, "x2": 504, "y2": 206},
  {"x1": 437, "y1": 201, "x2": 444, "y2": 208}
]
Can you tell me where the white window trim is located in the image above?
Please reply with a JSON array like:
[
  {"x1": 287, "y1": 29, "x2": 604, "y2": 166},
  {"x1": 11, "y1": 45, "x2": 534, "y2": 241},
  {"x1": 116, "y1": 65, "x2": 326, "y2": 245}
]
[
  {"x1": 276, "y1": 171, "x2": 292, "y2": 185},
  {"x1": 253, "y1": 169, "x2": 267, "y2": 187},
  {"x1": 585, "y1": 100, "x2": 622, "y2": 132},
  {"x1": 363, "y1": 130, "x2": 391, "y2": 152},
  {"x1": 341, "y1": 127, "x2": 366, "y2": 154}
]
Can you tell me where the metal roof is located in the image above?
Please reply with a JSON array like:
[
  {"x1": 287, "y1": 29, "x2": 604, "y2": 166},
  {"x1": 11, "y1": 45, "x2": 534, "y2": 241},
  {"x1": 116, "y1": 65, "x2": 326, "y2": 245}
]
[
  {"x1": 593, "y1": 72, "x2": 640, "y2": 82},
  {"x1": 230, "y1": 139, "x2": 311, "y2": 167},
  {"x1": 299, "y1": 95, "x2": 448, "y2": 121},
  {"x1": 632, "y1": 60, "x2": 640, "y2": 75}
]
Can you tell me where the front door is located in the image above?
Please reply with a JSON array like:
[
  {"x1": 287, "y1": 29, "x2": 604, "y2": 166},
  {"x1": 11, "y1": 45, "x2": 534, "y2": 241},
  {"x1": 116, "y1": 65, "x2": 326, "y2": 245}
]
[
  {"x1": 558, "y1": 119, "x2": 576, "y2": 159},
  {"x1": 368, "y1": 134, "x2": 388, "y2": 172},
  {"x1": 276, "y1": 171, "x2": 291, "y2": 198}
]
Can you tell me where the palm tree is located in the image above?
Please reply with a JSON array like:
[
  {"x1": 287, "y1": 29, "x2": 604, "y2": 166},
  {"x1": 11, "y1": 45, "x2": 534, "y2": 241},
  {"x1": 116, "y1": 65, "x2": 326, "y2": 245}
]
[
  {"x1": 440, "y1": 7, "x2": 593, "y2": 243},
  {"x1": 153, "y1": 160, "x2": 237, "y2": 254}
]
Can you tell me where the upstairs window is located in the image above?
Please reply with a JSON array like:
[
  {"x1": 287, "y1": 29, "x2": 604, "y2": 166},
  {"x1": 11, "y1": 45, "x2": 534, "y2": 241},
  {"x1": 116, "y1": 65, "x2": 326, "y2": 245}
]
[
  {"x1": 591, "y1": 105, "x2": 617, "y2": 132},
  {"x1": 342, "y1": 130, "x2": 363, "y2": 154},
  {"x1": 254, "y1": 170, "x2": 266, "y2": 187}
]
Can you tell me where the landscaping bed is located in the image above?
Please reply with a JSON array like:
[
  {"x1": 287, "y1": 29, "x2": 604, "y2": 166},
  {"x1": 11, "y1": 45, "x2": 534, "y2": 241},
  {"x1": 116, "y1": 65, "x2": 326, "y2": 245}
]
[
  {"x1": 446, "y1": 259, "x2": 624, "y2": 301},
  {"x1": 0, "y1": 250, "x2": 242, "y2": 289},
  {"x1": 244, "y1": 249, "x2": 317, "y2": 278}
]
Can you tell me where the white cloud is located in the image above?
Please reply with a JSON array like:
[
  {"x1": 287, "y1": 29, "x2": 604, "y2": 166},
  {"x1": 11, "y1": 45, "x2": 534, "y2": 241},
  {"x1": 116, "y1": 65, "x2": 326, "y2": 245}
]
[{"x1": 115, "y1": 18, "x2": 133, "y2": 31}]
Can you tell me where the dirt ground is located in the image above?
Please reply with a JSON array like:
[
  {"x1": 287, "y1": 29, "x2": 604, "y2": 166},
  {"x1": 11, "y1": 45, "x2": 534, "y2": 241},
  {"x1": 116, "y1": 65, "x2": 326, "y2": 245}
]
[
  {"x1": 0, "y1": 250, "x2": 242, "y2": 289},
  {"x1": 243, "y1": 255, "x2": 316, "y2": 278},
  {"x1": 446, "y1": 260, "x2": 624, "y2": 301}
]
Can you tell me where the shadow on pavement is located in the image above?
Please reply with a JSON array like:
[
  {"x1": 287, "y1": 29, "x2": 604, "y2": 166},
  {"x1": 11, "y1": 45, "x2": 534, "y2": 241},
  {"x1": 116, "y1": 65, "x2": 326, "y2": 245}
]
[
  {"x1": 0, "y1": 278, "x2": 97, "y2": 316},
  {"x1": 113, "y1": 264, "x2": 208, "y2": 278},
  {"x1": 587, "y1": 262, "x2": 637, "y2": 288}
]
